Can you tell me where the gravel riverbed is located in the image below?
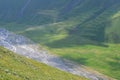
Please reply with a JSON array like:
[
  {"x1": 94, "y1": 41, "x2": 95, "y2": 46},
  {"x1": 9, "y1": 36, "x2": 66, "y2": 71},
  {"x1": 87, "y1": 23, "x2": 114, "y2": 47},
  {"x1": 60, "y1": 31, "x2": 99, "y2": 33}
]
[{"x1": 0, "y1": 28, "x2": 111, "y2": 80}]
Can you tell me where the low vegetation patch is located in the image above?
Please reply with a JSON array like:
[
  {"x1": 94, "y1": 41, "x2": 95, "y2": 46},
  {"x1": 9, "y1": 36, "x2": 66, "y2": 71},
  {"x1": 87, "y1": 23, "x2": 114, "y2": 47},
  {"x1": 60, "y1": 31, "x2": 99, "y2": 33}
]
[
  {"x1": 0, "y1": 47, "x2": 86, "y2": 80},
  {"x1": 46, "y1": 44, "x2": 120, "y2": 80}
]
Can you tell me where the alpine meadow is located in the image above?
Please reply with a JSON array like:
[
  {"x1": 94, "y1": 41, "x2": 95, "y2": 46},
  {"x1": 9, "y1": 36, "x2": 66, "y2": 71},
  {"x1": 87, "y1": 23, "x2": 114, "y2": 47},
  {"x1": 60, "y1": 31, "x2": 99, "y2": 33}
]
[{"x1": 0, "y1": 0, "x2": 120, "y2": 80}]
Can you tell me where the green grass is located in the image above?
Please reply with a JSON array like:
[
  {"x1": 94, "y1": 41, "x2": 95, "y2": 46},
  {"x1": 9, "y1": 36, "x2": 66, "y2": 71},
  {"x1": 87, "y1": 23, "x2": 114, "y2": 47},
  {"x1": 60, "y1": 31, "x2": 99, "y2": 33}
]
[
  {"x1": 106, "y1": 15, "x2": 120, "y2": 43},
  {"x1": 46, "y1": 44, "x2": 120, "y2": 80},
  {"x1": 0, "y1": 46, "x2": 86, "y2": 80},
  {"x1": 0, "y1": 0, "x2": 120, "y2": 79},
  {"x1": 1, "y1": 11, "x2": 120, "y2": 79},
  {"x1": 1, "y1": 21, "x2": 78, "y2": 44}
]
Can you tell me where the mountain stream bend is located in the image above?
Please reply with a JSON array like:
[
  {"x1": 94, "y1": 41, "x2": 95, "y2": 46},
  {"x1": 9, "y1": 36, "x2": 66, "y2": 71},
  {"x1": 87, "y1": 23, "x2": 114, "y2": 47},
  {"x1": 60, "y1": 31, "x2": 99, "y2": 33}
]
[{"x1": 0, "y1": 28, "x2": 112, "y2": 80}]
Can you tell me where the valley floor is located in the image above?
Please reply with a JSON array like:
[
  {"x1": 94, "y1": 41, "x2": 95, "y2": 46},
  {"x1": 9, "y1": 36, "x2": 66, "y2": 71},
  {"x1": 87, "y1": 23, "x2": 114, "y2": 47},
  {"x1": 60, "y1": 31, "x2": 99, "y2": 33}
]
[{"x1": 46, "y1": 44, "x2": 120, "y2": 80}]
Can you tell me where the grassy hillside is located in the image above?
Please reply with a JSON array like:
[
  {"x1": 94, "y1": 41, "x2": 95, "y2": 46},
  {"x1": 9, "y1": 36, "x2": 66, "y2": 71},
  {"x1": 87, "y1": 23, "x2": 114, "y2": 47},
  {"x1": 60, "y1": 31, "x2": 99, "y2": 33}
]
[
  {"x1": 46, "y1": 44, "x2": 120, "y2": 80},
  {"x1": 1, "y1": 0, "x2": 120, "y2": 44},
  {"x1": 0, "y1": 46, "x2": 86, "y2": 80},
  {"x1": 0, "y1": 0, "x2": 68, "y2": 25},
  {"x1": 0, "y1": 0, "x2": 120, "y2": 79}
]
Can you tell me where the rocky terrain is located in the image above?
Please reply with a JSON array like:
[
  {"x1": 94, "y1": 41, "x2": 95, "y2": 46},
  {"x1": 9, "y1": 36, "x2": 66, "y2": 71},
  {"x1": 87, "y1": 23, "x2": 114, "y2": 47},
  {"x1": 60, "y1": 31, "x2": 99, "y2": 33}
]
[{"x1": 0, "y1": 28, "x2": 112, "y2": 80}]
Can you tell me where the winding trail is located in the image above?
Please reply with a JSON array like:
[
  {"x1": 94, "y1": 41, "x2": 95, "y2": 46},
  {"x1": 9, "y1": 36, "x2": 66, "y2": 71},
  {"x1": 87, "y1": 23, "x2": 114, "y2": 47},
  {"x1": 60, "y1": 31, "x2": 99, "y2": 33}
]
[{"x1": 0, "y1": 28, "x2": 112, "y2": 80}]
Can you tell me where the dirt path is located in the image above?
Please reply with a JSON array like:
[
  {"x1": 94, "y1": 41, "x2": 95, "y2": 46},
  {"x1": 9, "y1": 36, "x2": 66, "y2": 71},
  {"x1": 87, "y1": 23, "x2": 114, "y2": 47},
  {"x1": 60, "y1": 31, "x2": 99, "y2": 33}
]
[{"x1": 0, "y1": 28, "x2": 113, "y2": 80}]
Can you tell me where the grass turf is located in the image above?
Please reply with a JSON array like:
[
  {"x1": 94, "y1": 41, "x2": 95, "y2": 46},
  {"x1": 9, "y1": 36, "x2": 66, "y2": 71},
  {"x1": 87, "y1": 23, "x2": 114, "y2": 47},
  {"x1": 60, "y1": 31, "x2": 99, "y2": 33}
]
[{"x1": 0, "y1": 46, "x2": 86, "y2": 80}]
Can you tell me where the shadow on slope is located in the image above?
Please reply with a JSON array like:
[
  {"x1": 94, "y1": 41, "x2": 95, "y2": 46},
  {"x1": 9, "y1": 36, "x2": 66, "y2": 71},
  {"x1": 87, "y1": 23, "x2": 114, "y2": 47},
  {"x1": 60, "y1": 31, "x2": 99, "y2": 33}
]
[
  {"x1": 45, "y1": 1, "x2": 120, "y2": 48},
  {"x1": 45, "y1": 16, "x2": 108, "y2": 48}
]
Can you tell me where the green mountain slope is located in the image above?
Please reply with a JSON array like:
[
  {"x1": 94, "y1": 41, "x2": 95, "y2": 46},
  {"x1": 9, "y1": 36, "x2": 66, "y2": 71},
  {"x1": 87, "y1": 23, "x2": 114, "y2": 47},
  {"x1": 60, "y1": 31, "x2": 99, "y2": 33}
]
[
  {"x1": 1, "y1": 0, "x2": 120, "y2": 44},
  {"x1": 0, "y1": 0, "x2": 68, "y2": 24},
  {"x1": 0, "y1": 0, "x2": 120, "y2": 79},
  {"x1": 0, "y1": 46, "x2": 86, "y2": 80}
]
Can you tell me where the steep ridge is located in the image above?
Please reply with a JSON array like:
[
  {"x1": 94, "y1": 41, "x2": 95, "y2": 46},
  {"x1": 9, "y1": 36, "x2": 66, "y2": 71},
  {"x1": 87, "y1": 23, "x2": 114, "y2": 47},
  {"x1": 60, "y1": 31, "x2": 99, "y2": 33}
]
[{"x1": 0, "y1": 28, "x2": 113, "y2": 80}]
